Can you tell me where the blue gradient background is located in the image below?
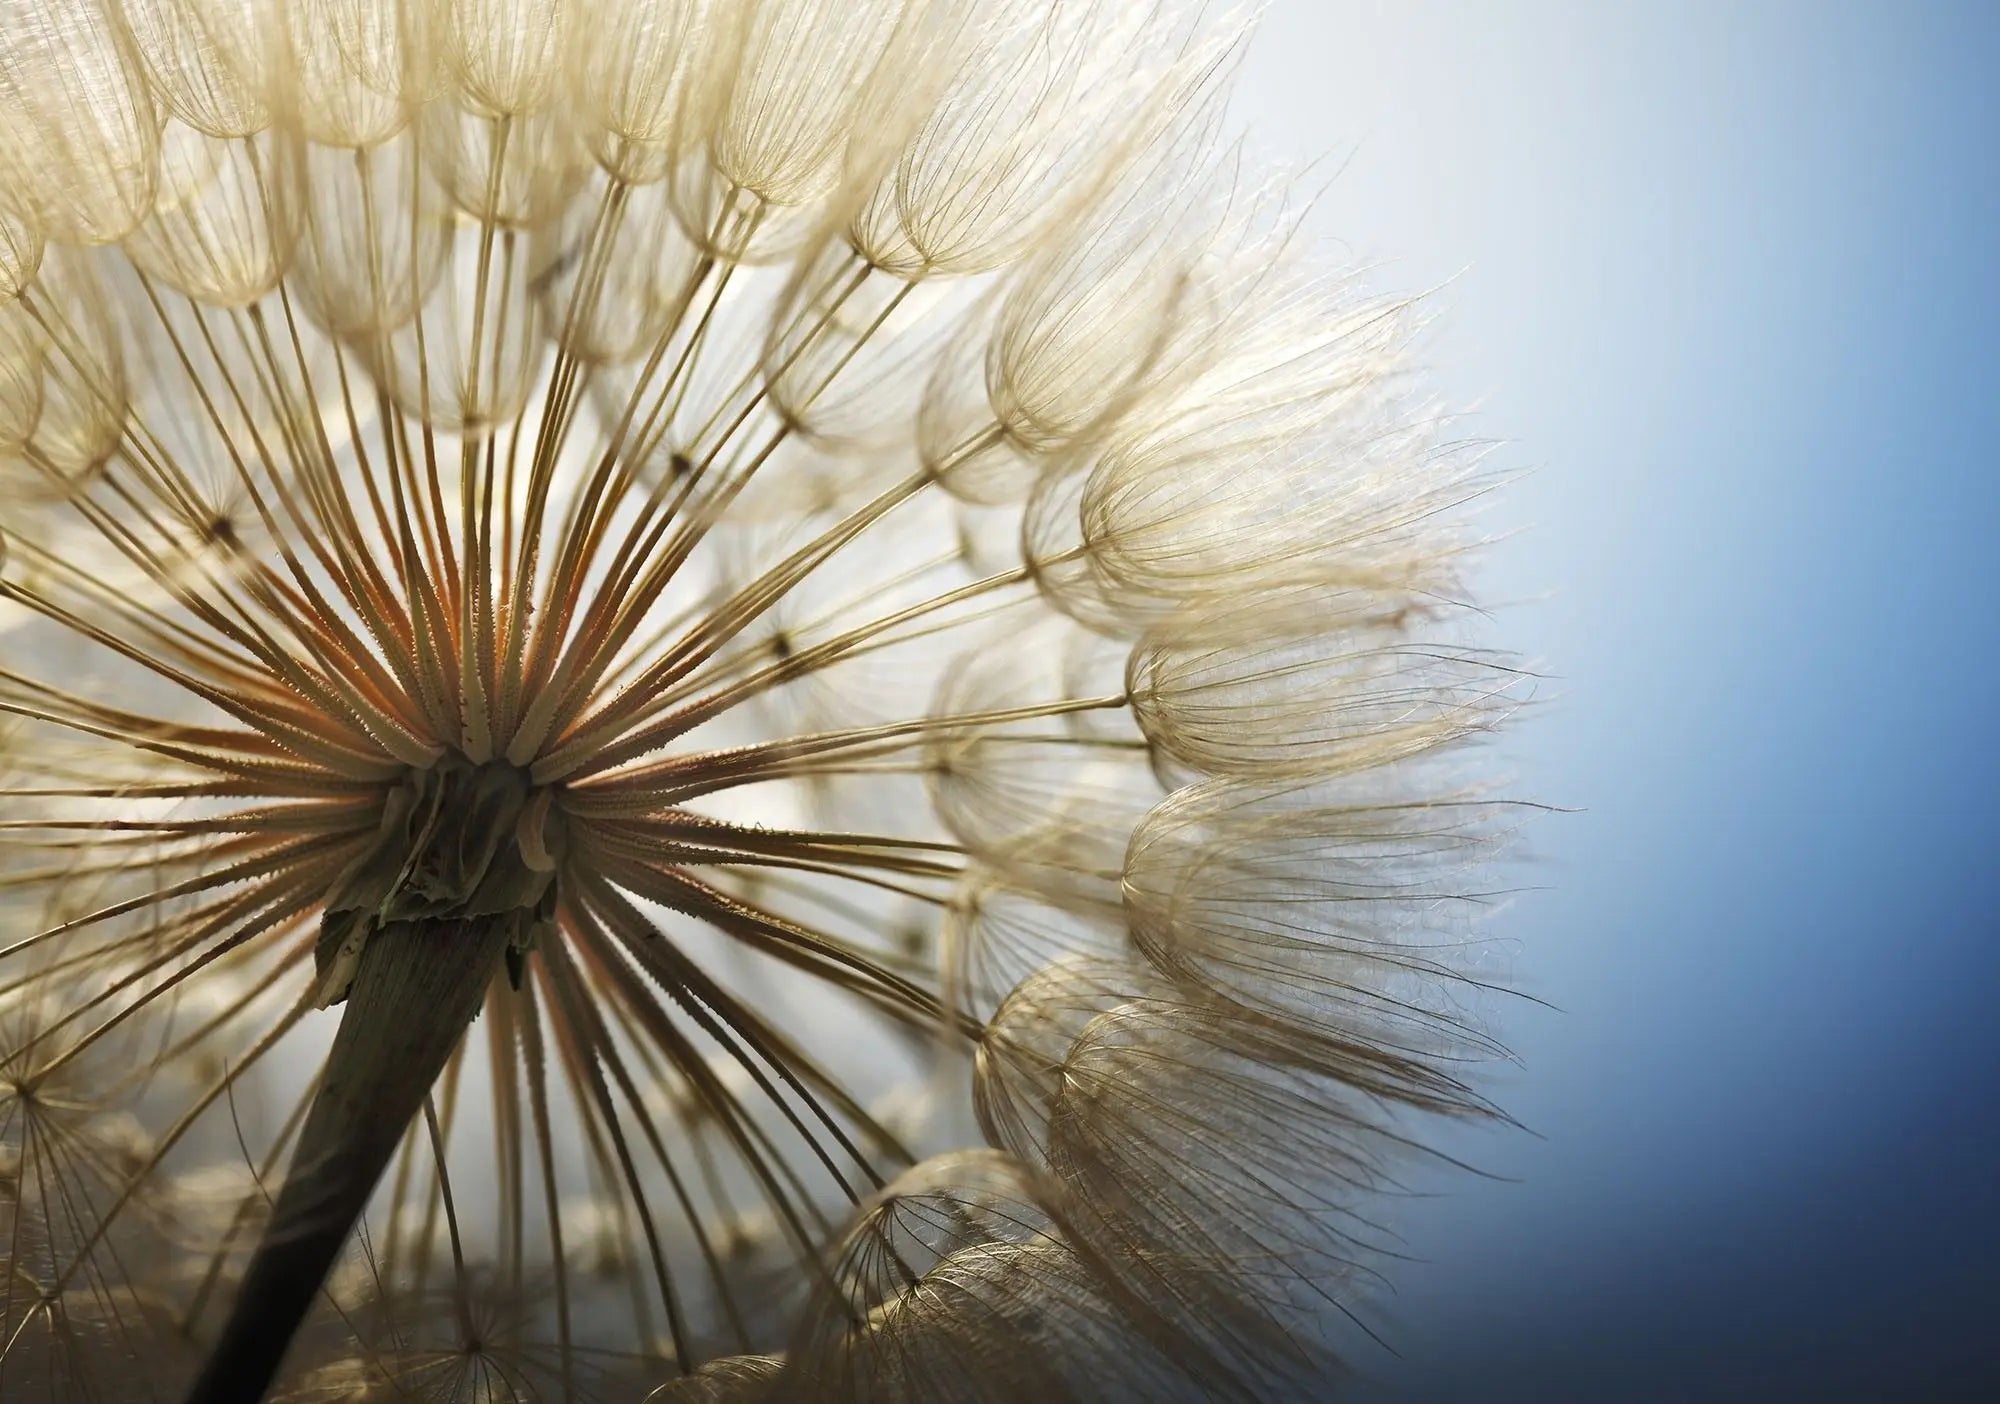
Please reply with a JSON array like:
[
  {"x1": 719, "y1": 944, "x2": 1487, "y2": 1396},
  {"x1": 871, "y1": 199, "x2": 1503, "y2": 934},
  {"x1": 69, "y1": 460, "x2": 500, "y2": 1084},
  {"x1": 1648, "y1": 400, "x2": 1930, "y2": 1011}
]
[{"x1": 1236, "y1": 4, "x2": 2000, "y2": 1398}]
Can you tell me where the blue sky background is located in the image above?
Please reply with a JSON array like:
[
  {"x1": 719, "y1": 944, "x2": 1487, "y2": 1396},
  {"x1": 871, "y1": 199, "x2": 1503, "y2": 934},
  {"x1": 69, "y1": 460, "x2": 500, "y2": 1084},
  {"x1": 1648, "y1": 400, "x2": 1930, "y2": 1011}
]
[{"x1": 1236, "y1": 4, "x2": 2000, "y2": 1397}]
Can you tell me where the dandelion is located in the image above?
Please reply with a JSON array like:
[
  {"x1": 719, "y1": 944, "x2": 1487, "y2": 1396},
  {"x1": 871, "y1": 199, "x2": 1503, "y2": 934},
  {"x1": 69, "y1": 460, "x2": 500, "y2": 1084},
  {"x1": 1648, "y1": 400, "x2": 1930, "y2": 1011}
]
[{"x1": 0, "y1": 0, "x2": 1527, "y2": 1401}]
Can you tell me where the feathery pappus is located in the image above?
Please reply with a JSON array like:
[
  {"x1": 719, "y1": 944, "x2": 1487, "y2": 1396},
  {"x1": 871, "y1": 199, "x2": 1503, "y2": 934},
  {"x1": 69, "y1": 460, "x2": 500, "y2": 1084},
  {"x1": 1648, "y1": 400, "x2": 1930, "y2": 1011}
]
[{"x1": 0, "y1": 0, "x2": 1532, "y2": 1399}]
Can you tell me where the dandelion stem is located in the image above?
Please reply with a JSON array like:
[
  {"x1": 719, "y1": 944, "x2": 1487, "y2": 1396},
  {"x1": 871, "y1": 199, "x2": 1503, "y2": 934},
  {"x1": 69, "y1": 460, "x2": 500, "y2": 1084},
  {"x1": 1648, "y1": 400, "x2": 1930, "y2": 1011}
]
[{"x1": 183, "y1": 916, "x2": 510, "y2": 1404}]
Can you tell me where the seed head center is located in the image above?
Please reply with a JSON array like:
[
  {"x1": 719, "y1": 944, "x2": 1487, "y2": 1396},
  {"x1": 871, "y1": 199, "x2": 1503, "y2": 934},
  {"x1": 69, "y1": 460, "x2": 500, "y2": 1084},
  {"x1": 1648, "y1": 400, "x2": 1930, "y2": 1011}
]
[{"x1": 310, "y1": 754, "x2": 566, "y2": 1006}]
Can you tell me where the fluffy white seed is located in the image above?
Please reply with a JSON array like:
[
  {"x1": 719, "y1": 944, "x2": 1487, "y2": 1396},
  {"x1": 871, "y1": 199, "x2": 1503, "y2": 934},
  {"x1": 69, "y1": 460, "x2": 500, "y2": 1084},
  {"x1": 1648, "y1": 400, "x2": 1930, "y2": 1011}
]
[{"x1": 0, "y1": 0, "x2": 163, "y2": 246}]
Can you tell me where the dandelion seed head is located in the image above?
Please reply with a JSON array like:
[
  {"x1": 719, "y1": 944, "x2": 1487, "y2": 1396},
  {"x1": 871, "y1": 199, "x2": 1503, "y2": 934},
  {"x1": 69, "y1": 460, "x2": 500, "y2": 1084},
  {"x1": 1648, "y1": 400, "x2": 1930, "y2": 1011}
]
[{"x1": 0, "y1": 0, "x2": 1528, "y2": 1398}]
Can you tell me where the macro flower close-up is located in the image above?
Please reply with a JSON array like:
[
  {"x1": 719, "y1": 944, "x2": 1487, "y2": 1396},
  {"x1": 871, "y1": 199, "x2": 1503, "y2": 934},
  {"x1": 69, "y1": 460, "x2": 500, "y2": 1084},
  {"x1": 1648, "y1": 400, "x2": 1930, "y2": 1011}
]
[{"x1": 0, "y1": 0, "x2": 1529, "y2": 1400}]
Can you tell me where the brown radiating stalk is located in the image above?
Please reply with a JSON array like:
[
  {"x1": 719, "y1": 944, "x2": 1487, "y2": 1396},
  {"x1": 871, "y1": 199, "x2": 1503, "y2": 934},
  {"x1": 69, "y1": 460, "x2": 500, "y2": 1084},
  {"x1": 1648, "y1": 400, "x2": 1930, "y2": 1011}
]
[{"x1": 183, "y1": 918, "x2": 510, "y2": 1404}]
